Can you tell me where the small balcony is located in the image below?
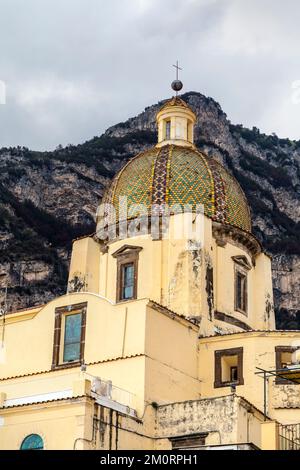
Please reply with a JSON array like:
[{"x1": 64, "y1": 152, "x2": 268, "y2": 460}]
[
  {"x1": 88, "y1": 374, "x2": 137, "y2": 417},
  {"x1": 278, "y1": 423, "x2": 300, "y2": 450}
]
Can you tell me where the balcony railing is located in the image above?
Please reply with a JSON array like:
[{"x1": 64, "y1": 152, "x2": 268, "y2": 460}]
[{"x1": 278, "y1": 423, "x2": 300, "y2": 450}]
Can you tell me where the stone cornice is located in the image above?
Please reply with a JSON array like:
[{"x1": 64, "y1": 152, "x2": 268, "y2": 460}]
[{"x1": 212, "y1": 221, "x2": 262, "y2": 259}]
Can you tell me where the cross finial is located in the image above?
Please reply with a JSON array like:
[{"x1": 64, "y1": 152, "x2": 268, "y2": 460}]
[
  {"x1": 172, "y1": 60, "x2": 182, "y2": 81},
  {"x1": 171, "y1": 61, "x2": 183, "y2": 96}
]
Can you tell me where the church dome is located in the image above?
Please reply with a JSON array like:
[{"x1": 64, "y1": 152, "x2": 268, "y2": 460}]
[
  {"x1": 101, "y1": 144, "x2": 251, "y2": 232},
  {"x1": 99, "y1": 94, "x2": 251, "y2": 233}
]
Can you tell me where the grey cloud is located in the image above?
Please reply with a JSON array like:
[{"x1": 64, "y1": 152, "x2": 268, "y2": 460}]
[{"x1": 0, "y1": 0, "x2": 299, "y2": 150}]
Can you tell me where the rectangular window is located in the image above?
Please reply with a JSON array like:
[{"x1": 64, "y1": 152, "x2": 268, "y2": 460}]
[
  {"x1": 165, "y1": 120, "x2": 171, "y2": 140},
  {"x1": 275, "y1": 346, "x2": 299, "y2": 384},
  {"x1": 63, "y1": 313, "x2": 82, "y2": 363},
  {"x1": 121, "y1": 263, "x2": 135, "y2": 300},
  {"x1": 52, "y1": 302, "x2": 87, "y2": 370},
  {"x1": 235, "y1": 269, "x2": 247, "y2": 314},
  {"x1": 113, "y1": 246, "x2": 141, "y2": 303},
  {"x1": 214, "y1": 347, "x2": 244, "y2": 388}
]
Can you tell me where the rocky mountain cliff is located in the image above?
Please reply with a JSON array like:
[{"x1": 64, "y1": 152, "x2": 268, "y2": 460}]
[{"x1": 0, "y1": 92, "x2": 299, "y2": 328}]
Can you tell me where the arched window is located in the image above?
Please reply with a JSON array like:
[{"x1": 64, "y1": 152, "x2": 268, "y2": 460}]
[
  {"x1": 20, "y1": 434, "x2": 44, "y2": 450},
  {"x1": 165, "y1": 120, "x2": 171, "y2": 140}
]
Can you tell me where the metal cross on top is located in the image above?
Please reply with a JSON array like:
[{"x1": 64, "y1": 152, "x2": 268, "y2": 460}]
[{"x1": 172, "y1": 60, "x2": 182, "y2": 81}]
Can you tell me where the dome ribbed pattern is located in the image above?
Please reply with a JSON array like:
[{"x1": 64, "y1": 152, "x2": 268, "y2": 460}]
[{"x1": 101, "y1": 145, "x2": 251, "y2": 232}]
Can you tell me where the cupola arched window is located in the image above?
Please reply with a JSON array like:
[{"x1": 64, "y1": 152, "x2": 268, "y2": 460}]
[
  {"x1": 20, "y1": 434, "x2": 44, "y2": 450},
  {"x1": 165, "y1": 120, "x2": 171, "y2": 140}
]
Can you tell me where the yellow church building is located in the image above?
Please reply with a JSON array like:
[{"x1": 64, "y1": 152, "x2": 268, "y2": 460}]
[{"x1": 1, "y1": 86, "x2": 300, "y2": 451}]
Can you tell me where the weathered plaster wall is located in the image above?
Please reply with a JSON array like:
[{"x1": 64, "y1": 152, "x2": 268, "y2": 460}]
[
  {"x1": 72, "y1": 212, "x2": 276, "y2": 337},
  {"x1": 157, "y1": 395, "x2": 238, "y2": 445},
  {"x1": 198, "y1": 332, "x2": 300, "y2": 424},
  {"x1": 156, "y1": 395, "x2": 238, "y2": 447},
  {"x1": 0, "y1": 398, "x2": 94, "y2": 450}
]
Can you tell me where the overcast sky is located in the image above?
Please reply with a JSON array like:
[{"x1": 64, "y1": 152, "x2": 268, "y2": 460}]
[{"x1": 0, "y1": 0, "x2": 299, "y2": 151}]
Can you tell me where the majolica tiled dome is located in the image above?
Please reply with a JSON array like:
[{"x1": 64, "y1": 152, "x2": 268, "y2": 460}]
[{"x1": 102, "y1": 144, "x2": 252, "y2": 232}]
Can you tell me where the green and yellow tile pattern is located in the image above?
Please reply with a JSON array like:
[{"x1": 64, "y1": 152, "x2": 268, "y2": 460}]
[{"x1": 103, "y1": 144, "x2": 251, "y2": 232}]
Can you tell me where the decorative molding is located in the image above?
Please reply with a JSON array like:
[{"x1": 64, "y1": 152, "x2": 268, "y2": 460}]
[
  {"x1": 151, "y1": 145, "x2": 171, "y2": 206},
  {"x1": 232, "y1": 255, "x2": 252, "y2": 271},
  {"x1": 212, "y1": 221, "x2": 261, "y2": 259},
  {"x1": 148, "y1": 300, "x2": 199, "y2": 330},
  {"x1": 214, "y1": 311, "x2": 251, "y2": 331},
  {"x1": 92, "y1": 235, "x2": 109, "y2": 254},
  {"x1": 112, "y1": 245, "x2": 143, "y2": 259}
]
